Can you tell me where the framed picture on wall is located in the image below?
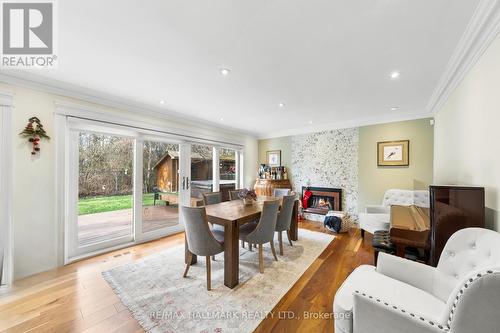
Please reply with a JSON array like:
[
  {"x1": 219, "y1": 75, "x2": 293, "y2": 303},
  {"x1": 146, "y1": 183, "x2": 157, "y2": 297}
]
[
  {"x1": 266, "y1": 150, "x2": 281, "y2": 166},
  {"x1": 377, "y1": 140, "x2": 409, "y2": 166}
]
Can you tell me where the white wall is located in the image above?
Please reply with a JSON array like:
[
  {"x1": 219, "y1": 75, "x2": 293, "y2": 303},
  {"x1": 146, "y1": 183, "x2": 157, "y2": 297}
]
[
  {"x1": 434, "y1": 33, "x2": 500, "y2": 231},
  {"x1": 0, "y1": 82, "x2": 258, "y2": 279}
]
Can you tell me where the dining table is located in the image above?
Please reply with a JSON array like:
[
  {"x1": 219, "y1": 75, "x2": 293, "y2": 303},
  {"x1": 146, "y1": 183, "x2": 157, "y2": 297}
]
[{"x1": 184, "y1": 196, "x2": 299, "y2": 288}]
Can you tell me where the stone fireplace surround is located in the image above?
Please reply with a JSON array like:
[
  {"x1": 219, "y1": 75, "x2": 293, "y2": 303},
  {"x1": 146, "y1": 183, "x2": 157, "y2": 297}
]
[{"x1": 291, "y1": 128, "x2": 359, "y2": 219}]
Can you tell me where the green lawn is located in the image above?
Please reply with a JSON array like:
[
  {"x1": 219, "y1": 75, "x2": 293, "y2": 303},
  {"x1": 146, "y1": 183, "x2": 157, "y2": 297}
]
[{"x1": 78, "y1": 193, "x2": 175, "y2": 215}]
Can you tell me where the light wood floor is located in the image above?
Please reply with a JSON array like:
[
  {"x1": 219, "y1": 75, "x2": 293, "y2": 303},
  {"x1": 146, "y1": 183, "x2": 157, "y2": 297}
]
[{"x1": 0, "y1": 221, "x2": 374, "y2": 333}]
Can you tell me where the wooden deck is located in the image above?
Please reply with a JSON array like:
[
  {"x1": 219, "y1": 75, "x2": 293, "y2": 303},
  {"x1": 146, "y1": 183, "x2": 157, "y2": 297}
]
[
  {"x1": 78, "y1": 206, "x2": 179, "y2": 246},
  {"x1": 0, "y1": 221, "x2": 374, "y2": 332}
]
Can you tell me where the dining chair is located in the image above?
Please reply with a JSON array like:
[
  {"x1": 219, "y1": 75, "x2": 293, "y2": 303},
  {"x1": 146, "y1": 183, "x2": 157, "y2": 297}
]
[
  {"x1": 239, "y1": 200, "x2": 280, "y2": 273},
  {"x1": 202, "y1": 192, "x2": 222, "y2": 205},
  {"x1": 273, "y1": 188, "x2": 291, "y2": 197},
  {"x1": 275, "y1": 194, "x2": 295, "y2": 255},
  {"x1": 181, "y1": 206, "x2": 224, "y2": 290},
  {"x1": 202, "y1": 191, "x2": 224, "y2": 237},
  {"x1": 229, "y1": 189, "x2": 240, "y2": 201}
]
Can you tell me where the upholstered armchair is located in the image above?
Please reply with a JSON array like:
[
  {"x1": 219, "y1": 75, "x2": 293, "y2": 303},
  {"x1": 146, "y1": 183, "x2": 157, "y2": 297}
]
[
  {"x1": 333, "y1": 228, "x2": 500, "y2": 333},
  {"x1": 358, "y1": 189, "x2": 429, "y2": 237}
]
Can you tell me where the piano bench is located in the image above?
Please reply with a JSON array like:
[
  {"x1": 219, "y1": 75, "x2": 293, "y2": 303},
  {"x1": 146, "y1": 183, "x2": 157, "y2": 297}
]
[
  {"x1": 372, "y1": 230, "x2": 395, "y2": 265},
  {"x1": 372, "y1": 230, "x2": 427, "y2": 265}
]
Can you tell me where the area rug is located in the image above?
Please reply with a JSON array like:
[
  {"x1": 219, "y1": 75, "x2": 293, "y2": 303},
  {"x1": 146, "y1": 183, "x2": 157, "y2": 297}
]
[{"x1": 102, "y1": 229, "x2": 334, "y2": 333}]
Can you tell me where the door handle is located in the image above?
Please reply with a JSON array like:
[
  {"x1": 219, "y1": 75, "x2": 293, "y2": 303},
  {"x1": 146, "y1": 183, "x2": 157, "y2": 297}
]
[
  {"x1": 186, "y1": 177, "x2": 190, "y2": 190},
  {"x1": 182, "y1": 177, "x2": 185, "y2": 190}
]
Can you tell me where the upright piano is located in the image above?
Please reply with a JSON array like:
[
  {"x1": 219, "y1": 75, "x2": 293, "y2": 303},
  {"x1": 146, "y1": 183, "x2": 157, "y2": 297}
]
[{"x1": 389, "y1": 185, "x2": 485, "y2": 266}]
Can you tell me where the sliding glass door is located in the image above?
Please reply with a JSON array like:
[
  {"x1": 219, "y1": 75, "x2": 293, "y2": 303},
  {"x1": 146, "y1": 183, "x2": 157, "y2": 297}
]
[
  {"x1": 67, "y1": 122, "x2": 188, "y2": 260},
  {"x1": 65, "y1": 117, "x2": 243, "y2": 261},
  {"x1": 69, "y1": 128, "x2": 136, "y2": 258},
  {"x1": 138, "y1": 138, "x2": 184, "y2": 241}
]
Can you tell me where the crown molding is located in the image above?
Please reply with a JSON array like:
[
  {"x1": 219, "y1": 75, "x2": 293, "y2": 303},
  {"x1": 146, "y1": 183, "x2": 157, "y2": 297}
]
[
  {"x1": 258, "y1": 110, "x2": 433, "y2": 139},
  {"x1": 427, "y1": 0, "x2": 500, "y2": 115},
  {"x1": 0, "y1": 71, "x2": 258, "y2": 138}
]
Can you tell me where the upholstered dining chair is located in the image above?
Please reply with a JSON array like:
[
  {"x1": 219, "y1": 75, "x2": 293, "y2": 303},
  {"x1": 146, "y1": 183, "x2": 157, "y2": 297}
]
[
  {"x1": 229, "y1": 189, "x2": 240, "y2": 201},
  {"x1": 203, "y1": 192, "x2": 222, "y2": 205},
  {"x1": 273, "y1": 188, "x2": 291, "y2": 197},
  {"x1": 239, "y1": 200, "x2": 280, "y2": 273},
  {"x1": 274, "y1": 194, "x2": 295, "y2": 255},
  {"x1": 202, "y1": 191, "x2": 224, "y2": 236},
  {"x1": 181, "y1": 206, "x2": 224, "y2": 291}
]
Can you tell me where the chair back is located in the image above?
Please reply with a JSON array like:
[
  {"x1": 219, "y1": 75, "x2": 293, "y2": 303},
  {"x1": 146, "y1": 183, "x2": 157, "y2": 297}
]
[
  {"x1": 229, "y1": 189, "x2": 240, "y2": 201},
  {"x1": 433, "y1": 227, "x2": 500, "y2": 303},
  {"x1": 381, "y1": 189, "x2": 429, "y2": 208},
  {"x1": 245, "y1": 200, "x2": 280, "y2": 244},
  {"x1": 275, "y1": 195, "x2": 295, "y2": 232},
  {"x1": 274, "y1": 188, "x2": 291, "y2": 197},
  {"x1": 412, "y1": 190, "x2": 429, "y2": 208},
  {"x1": 203, "y1": 192, "x2": 222, "y2": 205},
  {"x1": 446, "y1": 268, "x2": 500, "y2": 333},
  {"x1": 381, "y1": 189, "x2": 414, "y2": 206},
  {"x1": 181, "y1": 206, "x2": 223, "y2": 256}
]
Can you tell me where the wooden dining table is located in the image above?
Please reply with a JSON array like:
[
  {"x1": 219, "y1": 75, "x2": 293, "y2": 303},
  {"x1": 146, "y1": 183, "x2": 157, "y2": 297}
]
[{"x1": 184, "y1": 196, "x2": 299, "y2": 288}]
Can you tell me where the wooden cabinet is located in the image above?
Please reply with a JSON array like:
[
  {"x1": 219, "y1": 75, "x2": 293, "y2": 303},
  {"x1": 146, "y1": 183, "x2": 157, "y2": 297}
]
[{"x1": 254, "y1": 179, "x2": 292, "y2": 196}]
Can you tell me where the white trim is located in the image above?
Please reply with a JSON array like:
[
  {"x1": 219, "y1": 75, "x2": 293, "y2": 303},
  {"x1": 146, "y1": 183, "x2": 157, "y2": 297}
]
[
  {"x1": 0, "y1": 71, "x2": 256, "y2": 138},
  {"x1": 235, "y1": 150, "x2": 241, "y2": 189},
  {"x1": 239, "y1": 151, "x2": 246, "y2": 188},
  {"x1": 0, "y1": 91, "x2": 14, "y2": 106},
  {"x1": 212, "y1": 147, "x2": 220, "y2": 192},
  {"x1": 427, "y1": 0, "x2": 500, "y2": 114},
  {"x1": 0, "y1": 91, "x2": 13, "y2": 285},
  {"x1": 55, "y1": 113, "x2": 68, "y2": 265},
  {"x1": 259, "y1": 110, "x2": 433, "y2": 139},
  {"x1": 54, "y1": 100, "x2": 245, "y2": 149},
  {"x1": 133, "y1": 137, "x2": 143, "y2": 242}
]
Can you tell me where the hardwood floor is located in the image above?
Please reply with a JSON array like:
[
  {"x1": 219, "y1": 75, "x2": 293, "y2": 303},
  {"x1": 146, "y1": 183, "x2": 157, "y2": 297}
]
[{"x1": 0, "y1": 221, "x2": 374, "y2": 333}]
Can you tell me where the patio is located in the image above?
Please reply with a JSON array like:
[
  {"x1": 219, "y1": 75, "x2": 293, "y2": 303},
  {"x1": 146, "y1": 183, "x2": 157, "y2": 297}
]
[{"x1": 78, "y1": 205, "x2": 179, "y2": 246}]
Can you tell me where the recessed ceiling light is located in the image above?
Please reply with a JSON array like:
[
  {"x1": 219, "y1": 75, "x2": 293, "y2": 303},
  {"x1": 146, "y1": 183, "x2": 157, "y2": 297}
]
[
  {"x1": 390, "y1": 71, "x2": 401, "y2": 79},
  {"x1": 220, "y1": 68, "x2": 231, "y2": 76},
  {"x1": 220, "y1": 117, "x2": 224, "y2": 121},
  {"x1": 159, "y1": 100, "x2": 165, "y2": 104},
  {"x1": 308, "y1": 120, "x2": 313, "y2": 124},
  {"x1": 390, "y1": 107, "x2": 399, "y2": 111},
  {"x1": 279, "y1": 102, "x2": 285, "y2": 108}
]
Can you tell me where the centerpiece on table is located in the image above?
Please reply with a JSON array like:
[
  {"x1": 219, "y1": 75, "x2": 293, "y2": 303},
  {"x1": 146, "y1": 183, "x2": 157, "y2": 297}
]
[{"x1": 238, "y1": 188, "x2": 257, "y2": 205}]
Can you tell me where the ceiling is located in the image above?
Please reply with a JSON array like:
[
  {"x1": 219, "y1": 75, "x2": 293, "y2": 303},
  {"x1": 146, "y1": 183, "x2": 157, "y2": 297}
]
[{"x1": 13, "y1": 0, "x2": 482, "y2": 137}]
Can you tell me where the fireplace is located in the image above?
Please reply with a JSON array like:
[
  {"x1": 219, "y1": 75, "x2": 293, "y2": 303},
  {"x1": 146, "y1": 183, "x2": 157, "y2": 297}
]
[{"x1": 302, "y1": 186, "x2": 342, "y2": 215}]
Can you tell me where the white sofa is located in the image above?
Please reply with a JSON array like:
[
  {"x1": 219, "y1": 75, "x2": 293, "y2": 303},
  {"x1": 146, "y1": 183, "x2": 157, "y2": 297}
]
[
  {"x1": 358, "y1": 189, "x2": 430, "y2": 236},
  {"x1": 333, "y1": 227, "x2": 500, "y2": 333}
]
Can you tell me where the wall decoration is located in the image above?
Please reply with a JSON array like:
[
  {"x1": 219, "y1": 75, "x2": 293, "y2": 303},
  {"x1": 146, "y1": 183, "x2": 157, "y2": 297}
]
[
  {"x1": 19, "y1": 117, "x2": 50, "y2": 155},
  {"x1": 266, "y1": 150, "x2": 281, "y2": 166},
  {"x1": 377, "y1": 140, "x2": 409, "y2": 166}
]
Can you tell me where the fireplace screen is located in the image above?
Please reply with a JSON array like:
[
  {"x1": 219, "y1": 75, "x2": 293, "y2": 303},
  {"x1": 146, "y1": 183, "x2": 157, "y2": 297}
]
[{"x1": 302, "y1": 186, "x2": 342, "y2": 215}]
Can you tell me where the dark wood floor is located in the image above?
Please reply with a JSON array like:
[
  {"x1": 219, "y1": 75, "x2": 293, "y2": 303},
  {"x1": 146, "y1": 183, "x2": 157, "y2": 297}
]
[
  {"x1": 255, "y1": 221, "x2": 374, "y2": 333},
  {"x1": 0, "y1": 221, "x2": 373, "y2": 333}
]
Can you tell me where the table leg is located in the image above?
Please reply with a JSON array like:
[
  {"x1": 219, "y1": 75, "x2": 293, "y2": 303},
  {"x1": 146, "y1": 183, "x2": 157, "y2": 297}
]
[
  {"x1": 185, "y1": 234, "x2": 197, "y2": 265},
  {"x1": 224, "y1": 223, "x2": 239, "y2": 288},
  {"x1": 289, "y1": 200, "x2": 299, "y2": 241}
]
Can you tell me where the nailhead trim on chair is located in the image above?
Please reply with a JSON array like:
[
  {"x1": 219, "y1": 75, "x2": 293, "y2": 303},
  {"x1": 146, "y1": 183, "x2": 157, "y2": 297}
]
[
  {"x1": 355, "y1": 269, "x2": 500, "y2": 332},
  {"x1": 446, "y1": 269, "x2": 499, "y2": 328},
  {"x1": 354, "y1": 290, "x2": 450, "y2": 331}
]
